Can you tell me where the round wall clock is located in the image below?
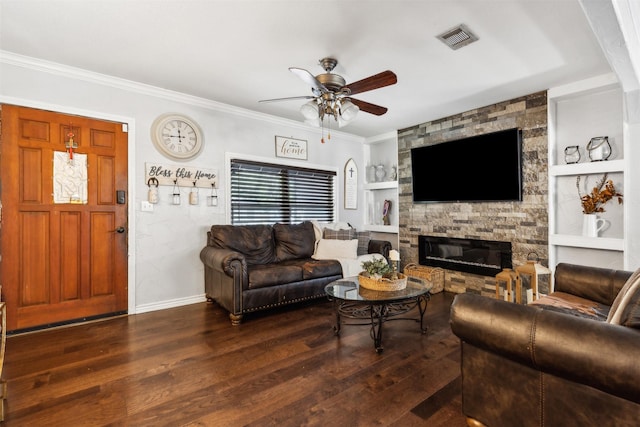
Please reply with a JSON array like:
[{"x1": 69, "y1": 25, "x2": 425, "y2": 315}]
[{"x1": 151, "y1": 113, "x2": 204, "y2": 160}]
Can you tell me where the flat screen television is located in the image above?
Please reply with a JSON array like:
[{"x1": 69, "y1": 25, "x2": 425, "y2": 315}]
[{"x1": 411, "y1": 128, "x2": 523, "y2": 203}]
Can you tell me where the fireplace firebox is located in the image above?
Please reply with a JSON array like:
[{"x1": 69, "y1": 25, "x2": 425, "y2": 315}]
[{"x1": 418, "y1": 236, "x2": 512, "y2": 277}]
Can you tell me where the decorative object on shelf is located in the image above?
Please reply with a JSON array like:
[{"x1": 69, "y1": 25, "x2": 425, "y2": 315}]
[
  {"x1": 586, "y1": 136, "x2": 612, "y2": 161},
  {"x1": 576, "y1": 173, "x2": 623, "y2": 214},
  {"x1": 495, "y1": 268, "x2": 518, "y2": 302},
  {"x1": 375, "y1": 164, "x2": 386, "y2": 182},
  {"x1": 171, "y1": 179, "x2": 181, "y2": 205},
  {"x1": 275, "y1": 136, "x2": 307, "y2": 160},
  {"x1": 564, "y1": 145, "x2": 581, "y2": 164},
  {"x1": 359, "y1": 257, "x2": 407, "y2": 291},
  {"x1": 582, "y1": 214, "x2": 606, "y2": 237},
  {"x1": 515, "y1": 253, "x2": 551, "y2": 304},
  {"x1": 189, "y1": 181, "x2": 199, "y2": 205},
  {"x1": 382, "y1": 199, "x2": 391, "y2": 225},
  {"x1": 389, "y1": 165, "x2": 397, "y2": 181},
  {"x1": 151, "y1": 113, "x2": 203, "y2": 161},
  {"x1": 147, "y1": 177, "x2": 159, "y2": 204},
  {"x1": 344, "y1": 158, "x2": 358, "y2": 210},
  {"x1": 367, "y1": 164, "x2": 376, "y2": 183},
  {"x1": 208, "y1": 184, "x2": 218, "y2": 206}
]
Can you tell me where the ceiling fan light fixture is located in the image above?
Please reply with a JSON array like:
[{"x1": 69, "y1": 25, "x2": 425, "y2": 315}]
[
  {"x1": 300, "y1": 101, "x2": 319, "y2": 120},
  {"x1": 339, "y1": 99, "x2": 359, "y2": 122}
]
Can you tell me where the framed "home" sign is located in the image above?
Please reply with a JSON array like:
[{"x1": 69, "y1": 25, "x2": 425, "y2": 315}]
[{"x1": 275, "y1": 136, "x2": 307, "y2": 160}]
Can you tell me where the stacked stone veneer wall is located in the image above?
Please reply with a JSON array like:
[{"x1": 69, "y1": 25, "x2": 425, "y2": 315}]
[{"x1": 397, "y1": 91, "x2": 548, "y2": 296}]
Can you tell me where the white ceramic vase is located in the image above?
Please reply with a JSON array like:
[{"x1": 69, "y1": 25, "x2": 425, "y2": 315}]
[{"x1": 582, "y1": 214, "x2": 606, "y2": 237}]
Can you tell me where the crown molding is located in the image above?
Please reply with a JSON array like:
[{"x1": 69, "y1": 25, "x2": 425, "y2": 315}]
[{"x1": 0, "y1": 50, "x2": 365, "y2": 143}]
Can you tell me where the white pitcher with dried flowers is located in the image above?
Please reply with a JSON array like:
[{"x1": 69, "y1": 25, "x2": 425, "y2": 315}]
[{"x1": 576, "y1": 173, "x2": 623, "y2": 237}]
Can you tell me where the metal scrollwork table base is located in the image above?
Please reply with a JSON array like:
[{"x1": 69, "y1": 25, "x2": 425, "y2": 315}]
[{"x1": 325, "y1": 276, "x2": 432, "y2": 353}]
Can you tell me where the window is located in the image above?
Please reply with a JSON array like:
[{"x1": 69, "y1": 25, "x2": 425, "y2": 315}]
[{"x1": 230, "y1": 159, "x2": 336, "y2": 225}]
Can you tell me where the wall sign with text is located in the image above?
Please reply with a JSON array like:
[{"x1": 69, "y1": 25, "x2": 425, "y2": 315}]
[
  {"x1": 145, "y1": 163, "x2": 218, "y2": 188},
  {"x1": 275, "y1": 136, "x2": 307, "y2": 160}
]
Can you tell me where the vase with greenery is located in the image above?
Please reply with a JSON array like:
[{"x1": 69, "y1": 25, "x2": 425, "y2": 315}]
[
  {"x1": 576, "y1": 173, "x2": 623, "y2": 237},
  {"x1": 361, "y1": 257, "x2": 392, "y2": 279}
]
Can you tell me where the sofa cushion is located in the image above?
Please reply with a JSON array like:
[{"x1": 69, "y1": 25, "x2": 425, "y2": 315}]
[
  {"x1": 529, "y1": 292, "x2": 610, "y2": 321},
  {"x1": 302, "y1": 259, "x2": 342, "y2": 280},
  {"x1": 273, "y1": 221, "x2": 315, "y2": 262},
  {"x1": 607, "y1": 268, "x2": 640, "y2": 327},
  {"x1": 248, "y1": 263, "x2": 303, "y2": 289},
  {"x1": 313, "y1": 238, "x2": 358, "y2": 260},
  {"x1": 209, "y1": 224, "x2": 276, "y2": 265}
]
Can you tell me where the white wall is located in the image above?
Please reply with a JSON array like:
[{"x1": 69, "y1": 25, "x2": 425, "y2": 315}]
[{"x1": 0, "y1": 55, "x2": 367, "y2": 313}]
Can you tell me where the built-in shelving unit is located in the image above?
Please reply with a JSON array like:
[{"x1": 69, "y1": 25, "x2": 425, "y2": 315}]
[
  {"x1": 363, "y1": 132, "x2": 399, "y2": 246},
  {"x1": 547, "y1": 73, "x2": 628, "y2": 270}
]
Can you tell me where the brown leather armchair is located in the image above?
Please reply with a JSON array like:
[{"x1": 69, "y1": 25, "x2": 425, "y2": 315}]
[{"x1": 450, "y1": 263, "x2": 640, "y2": 427}]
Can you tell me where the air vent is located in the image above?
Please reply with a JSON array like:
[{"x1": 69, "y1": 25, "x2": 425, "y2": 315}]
[{"x1": 437, "y1": 24, "x2": 478, "y2": 50}]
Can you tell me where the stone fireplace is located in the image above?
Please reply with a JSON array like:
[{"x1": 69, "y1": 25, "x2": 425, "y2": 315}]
[{"x1": 397, "y1": 91, "x2": 549, "y2": 296}]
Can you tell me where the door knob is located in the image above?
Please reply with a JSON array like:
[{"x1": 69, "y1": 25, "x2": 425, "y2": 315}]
[{"x1": 115, "y1": 226, "x2": 126, "y2": 233}]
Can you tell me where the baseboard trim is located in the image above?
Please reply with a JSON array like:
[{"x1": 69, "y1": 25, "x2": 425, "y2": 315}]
[{"x1": 135, "y1": 294, "x2": 208, "y2": 314}]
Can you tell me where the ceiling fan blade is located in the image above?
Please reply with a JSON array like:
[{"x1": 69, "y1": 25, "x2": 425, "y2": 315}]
[
  {"x1": 349, "y1": 98, "x2": 388, "y2": 116},
  {"x1": 259, "y1": 95, "x2": 316, "y2": 103},
  {"x1": 344, "y1": 70, "x2": 397, "y2": 96},
  {"x1": 289, "y1": 67, "x2": 328, "y2": 95}
]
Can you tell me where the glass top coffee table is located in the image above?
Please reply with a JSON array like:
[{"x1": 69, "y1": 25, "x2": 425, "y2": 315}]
[{"x1": 325, "y1": 276, "x2": 433, "y2": 353}]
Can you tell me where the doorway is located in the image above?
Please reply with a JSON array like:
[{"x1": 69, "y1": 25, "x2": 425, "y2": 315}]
[{"x1": 0, "y1": 105, "x2": 129, "y2": 332}]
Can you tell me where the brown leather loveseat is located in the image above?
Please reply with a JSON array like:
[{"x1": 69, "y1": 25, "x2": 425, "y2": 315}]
[
  {"x1": 200, "y1": 221, "x2": 391, "y2": 325},
  {"x1": 450, "y1": 263, "x2": 640, "y2": 427}
]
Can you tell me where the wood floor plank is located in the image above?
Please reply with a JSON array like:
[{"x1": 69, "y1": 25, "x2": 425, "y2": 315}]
[{"x1": 2, "y1": 292, "x2": 467, "y2": 426}]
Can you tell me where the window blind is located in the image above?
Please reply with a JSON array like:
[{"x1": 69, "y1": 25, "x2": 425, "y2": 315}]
[{"x1": 230, "y1": 159, "x2": 336, "y2": 225}]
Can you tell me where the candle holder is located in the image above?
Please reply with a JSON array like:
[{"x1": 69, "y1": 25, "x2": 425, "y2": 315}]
[
  {"x1": 586, "y1": 136, "x2": 611, "y2": 161},
  {"x1": 563, "y1": 145, "x2": 580, "y2": 164}
]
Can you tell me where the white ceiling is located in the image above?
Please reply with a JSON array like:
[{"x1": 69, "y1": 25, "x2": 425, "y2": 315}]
[{"x1": 0, "y1": 0, "x2": 615, "y2": 138}]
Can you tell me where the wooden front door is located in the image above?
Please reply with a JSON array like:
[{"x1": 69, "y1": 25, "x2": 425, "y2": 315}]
[{"x1": 0, "y1": 105, "x2": 128, "y2": 332}]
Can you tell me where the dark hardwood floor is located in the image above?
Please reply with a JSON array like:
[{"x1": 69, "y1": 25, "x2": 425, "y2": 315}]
[{"x1": 2, "y1": 291, "x2": 466, "y2": 426}]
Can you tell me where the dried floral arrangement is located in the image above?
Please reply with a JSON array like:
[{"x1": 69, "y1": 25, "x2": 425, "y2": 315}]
[{"x1": 576, "y1": 173, "x2": 623, "y2": 214}]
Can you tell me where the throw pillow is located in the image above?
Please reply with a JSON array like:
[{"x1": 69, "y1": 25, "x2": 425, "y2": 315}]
[
  {"x1": 312, "y1": 239, "x2": 359, "y2": 260},
  {"x1": 323, "y1": 227, "x2": 356, "y2": 240},
  {"x1": 356, "y1": 231, "x2": 371, "y2": 256},
  {"x1": 607, "y1": 268, "x2": 640, "y2": 325},
  {"x1": 618, "y1": 287, "x2": 640, "y2": 329}
]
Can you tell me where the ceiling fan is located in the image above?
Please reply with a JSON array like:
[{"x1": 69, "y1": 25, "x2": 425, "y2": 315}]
[{"x1": 259, "y1": 57, "x2": 397, "y2": 130}]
